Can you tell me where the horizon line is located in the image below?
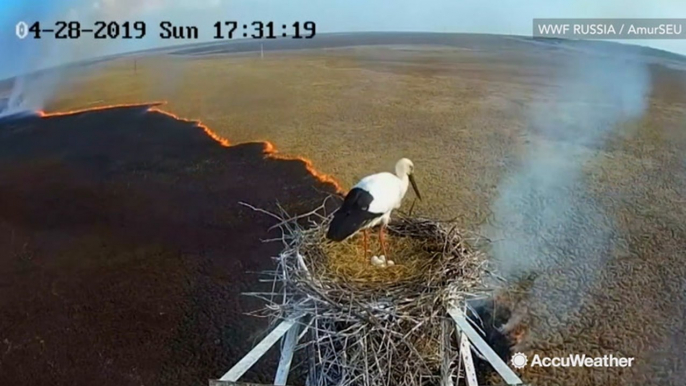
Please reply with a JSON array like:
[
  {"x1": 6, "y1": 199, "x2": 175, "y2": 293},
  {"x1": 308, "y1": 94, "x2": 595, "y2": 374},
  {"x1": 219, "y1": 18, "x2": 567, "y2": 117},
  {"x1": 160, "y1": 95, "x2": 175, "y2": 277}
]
[{"x1": 1, "y1": 30, "x2": 685, "y2": 83}]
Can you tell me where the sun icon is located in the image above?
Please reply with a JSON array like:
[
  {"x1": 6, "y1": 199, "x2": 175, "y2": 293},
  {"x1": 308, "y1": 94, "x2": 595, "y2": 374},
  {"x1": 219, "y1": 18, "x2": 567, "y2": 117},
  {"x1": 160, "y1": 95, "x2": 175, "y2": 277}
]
[{"x1": 511, "y1": 352, "x2": 528, "y2": 369}]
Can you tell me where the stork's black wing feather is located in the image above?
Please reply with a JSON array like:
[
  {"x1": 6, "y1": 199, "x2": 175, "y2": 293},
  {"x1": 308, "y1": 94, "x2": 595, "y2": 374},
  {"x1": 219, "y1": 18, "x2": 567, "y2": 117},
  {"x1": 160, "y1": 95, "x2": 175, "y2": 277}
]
[{"x1": 326, "y1": 188, "x2": 382, "y2": 242}]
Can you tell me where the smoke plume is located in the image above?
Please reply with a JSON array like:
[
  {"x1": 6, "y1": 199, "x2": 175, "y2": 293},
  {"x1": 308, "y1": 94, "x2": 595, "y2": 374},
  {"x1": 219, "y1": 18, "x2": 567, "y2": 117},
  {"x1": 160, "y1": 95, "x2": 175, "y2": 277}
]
[
  {"x1": 485, "y1": 47, "x2": 651, "y2": 321},
  {"x1": 0, "y1": 2, "x2": 136, "y2": 117},
  {"x1": 0, "y1": 0, "x2": 221, "y2": 118}
]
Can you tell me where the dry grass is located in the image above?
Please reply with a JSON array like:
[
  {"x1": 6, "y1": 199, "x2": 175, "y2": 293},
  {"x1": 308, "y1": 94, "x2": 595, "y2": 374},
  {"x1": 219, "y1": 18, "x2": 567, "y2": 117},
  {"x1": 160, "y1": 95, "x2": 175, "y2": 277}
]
[
  {"x1": 321, "y1": 229, "x2": 436, "y2": 286},
  {"x1": 306, "y1": 215, "x2": 488, "y2": 293}
]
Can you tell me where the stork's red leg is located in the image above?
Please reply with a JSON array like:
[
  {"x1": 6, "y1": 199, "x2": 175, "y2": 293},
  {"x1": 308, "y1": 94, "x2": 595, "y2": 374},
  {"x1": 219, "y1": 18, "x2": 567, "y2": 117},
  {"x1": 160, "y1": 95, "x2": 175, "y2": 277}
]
[
  {"x1": 379, "y1": 225, "x2": 388, "y2": 257},
  {"x1": 362, "y1": 229, "x2": 369, "y2": 260}
]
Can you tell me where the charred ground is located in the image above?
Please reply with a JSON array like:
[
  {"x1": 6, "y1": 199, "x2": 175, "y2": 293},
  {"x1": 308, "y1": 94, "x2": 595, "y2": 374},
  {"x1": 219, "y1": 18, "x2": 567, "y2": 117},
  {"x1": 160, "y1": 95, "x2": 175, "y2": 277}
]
[{"x1": 0, "y1": 106, "x2": 339, "y2": 385}]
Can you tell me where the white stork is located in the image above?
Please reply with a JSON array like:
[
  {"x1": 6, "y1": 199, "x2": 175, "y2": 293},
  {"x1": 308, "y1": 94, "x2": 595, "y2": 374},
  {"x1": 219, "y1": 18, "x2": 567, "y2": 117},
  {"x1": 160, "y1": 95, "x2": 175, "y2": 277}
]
[{"x1": 326, "y1": 158, "x2": 422, "y2": 260}]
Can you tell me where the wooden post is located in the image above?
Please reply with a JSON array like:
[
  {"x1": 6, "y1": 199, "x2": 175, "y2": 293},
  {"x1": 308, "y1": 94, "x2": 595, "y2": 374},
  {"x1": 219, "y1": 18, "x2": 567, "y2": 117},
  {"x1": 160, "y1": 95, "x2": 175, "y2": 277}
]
[
  {"x1": 440, "y1": 318, "x2": 455, "y2": 386},
  {"x1": 274, "y1": 321, "x2": 301, "y2": 385},
  {"x1": 447, "y1": 305, "x2": 524, "y2": 386},
  {"x1": 459, "y1": 332, "x2": 478, "y2": 386}
]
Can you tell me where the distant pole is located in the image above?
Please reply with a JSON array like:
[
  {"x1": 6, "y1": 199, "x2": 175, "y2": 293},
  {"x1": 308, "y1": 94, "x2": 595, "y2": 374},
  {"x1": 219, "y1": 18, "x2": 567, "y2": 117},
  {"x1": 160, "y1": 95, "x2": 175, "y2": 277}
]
[
  {"x1": 260, "y1": 44, "x2": 264, "y2": 59},
  {"x1": 134, "y1": 59, "x2": 137, "y2": 74}
]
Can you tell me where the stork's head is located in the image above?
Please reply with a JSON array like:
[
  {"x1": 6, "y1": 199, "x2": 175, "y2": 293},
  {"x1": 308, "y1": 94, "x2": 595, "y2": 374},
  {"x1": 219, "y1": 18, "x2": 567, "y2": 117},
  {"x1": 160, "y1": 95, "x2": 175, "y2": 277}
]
[
  {"x1": 395, "y1": 158, "x2": 414, "y2": 176},
  {"x1": 396, "y1": 158, "x2": 422, "y2": 200}
]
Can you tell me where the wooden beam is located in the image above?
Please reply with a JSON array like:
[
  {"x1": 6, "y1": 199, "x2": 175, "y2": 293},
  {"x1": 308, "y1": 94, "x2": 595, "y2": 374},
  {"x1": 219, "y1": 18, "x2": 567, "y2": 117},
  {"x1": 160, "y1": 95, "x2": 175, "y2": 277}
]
[
  {"x1": 210, "y1": 381, "x2": 281, "y2": 386},
  {"x1": 274, "y1": 321, "x2": 301, "y2": 385},
  {"x1": 440, "y1": 318, "x2": 455, "y2": 386},
  {"x1": 458, "y1": 331, "x2": 478, "y2": 386},
  {"x1": 446, "y1": 305, "x2": 524, "y2": 386},
  {"x1": 219, "y1": 318, "x2": 298, "y2": 382},
  {"x1": 490, "y1": 384, "x2": 533, "y2": 386}
]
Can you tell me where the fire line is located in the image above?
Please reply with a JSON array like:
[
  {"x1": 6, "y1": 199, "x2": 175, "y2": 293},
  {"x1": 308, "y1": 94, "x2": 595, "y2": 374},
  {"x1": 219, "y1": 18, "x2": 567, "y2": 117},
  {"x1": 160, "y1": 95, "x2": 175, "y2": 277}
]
[{"x1": 36, "y1": 101, "x2": 343, "y2": 193}]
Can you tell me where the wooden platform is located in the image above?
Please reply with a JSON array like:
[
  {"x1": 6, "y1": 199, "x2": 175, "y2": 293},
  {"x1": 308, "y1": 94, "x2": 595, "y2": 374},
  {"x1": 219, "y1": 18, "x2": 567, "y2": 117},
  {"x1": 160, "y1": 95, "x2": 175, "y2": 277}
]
[{"x1": 211, "y1": 305, "x2": 530, "y2": 386}]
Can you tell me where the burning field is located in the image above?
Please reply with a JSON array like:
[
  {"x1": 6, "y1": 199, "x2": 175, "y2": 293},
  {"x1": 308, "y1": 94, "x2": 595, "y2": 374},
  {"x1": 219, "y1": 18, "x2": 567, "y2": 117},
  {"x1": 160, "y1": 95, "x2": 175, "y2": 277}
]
[
  {"x1": 2, "y1": 33, "x2": 686, "y2": 386},
  {"x1": 0, "y1": 103, "x2": 340, "y2": 385}
]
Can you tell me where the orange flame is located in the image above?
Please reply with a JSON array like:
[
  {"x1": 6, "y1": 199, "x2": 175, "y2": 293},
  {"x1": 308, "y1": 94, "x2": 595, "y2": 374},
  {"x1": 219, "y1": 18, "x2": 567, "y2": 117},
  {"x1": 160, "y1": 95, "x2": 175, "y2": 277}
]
[
  {"x1": 512, "y1": 324, "x2": 527, "y2": 345},
  {"x1": 148, "y1": 106, "x2": 232, "y2": 147},
  {"x1": 260, "y1": 141, "x2": 342, "y2": 190},
  {"x1": 36, "y1": 102, "x2": 342, "y2": 193},
  {"x1": 36, "y1": 102, "x2": 164, "y2": 117}
]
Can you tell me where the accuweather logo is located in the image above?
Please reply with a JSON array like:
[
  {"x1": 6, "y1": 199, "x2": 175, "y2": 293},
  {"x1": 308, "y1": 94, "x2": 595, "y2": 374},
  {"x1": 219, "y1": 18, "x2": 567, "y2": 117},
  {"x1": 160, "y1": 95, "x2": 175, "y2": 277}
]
[{"x1": 510, "y1": 352, "x2": 635, "y2": 368}]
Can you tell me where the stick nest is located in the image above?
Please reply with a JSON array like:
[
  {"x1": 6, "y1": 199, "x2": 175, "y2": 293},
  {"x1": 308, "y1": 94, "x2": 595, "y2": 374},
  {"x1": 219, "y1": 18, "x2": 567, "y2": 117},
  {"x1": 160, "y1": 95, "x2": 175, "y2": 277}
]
[{"x1": 242, "y1": 199, "x2": 498, "y2": 386}]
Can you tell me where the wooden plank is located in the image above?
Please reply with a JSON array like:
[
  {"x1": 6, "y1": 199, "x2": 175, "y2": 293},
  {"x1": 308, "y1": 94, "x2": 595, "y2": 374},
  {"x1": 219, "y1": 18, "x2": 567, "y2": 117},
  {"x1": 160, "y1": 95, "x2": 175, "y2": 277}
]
[
  {"x1": 490, "y1": 384, "x2": 533, "y2": 386},
  {"x1": 219, "y1": 319, "x2": 298, "y2": 382},
  {"x1": 440, "y1": 318, "x2": 455, "y2": 386},
  {"x1": 210, "y1": 381, "x2": 281, "y2": 386},
  {"x1": 459, "y1": 331, "x2": 478, "y2": 386},
  {"x1": 274, "y1": 321, "x2": 301, "y2": 386},
  {"x1": 446, "y1": 305, "x2": 524, "y2": 386}
]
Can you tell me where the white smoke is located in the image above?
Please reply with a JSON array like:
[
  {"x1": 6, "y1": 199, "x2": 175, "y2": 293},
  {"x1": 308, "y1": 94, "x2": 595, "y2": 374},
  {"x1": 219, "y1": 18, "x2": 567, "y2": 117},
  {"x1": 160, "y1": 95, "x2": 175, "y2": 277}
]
[
  {"x1": 0, "y1": 0, "x2": 223, "y2": 118},
  {"x1": 485, "y1": 48, "x2": 651, "y2": 322}
]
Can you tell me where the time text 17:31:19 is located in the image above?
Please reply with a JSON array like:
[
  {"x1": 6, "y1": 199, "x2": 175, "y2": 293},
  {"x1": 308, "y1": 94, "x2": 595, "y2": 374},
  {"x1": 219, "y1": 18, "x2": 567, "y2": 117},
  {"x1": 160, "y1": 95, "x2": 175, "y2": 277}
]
[{"x1": 213, "y1": 21, "x2": 316, "y2": 39}]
